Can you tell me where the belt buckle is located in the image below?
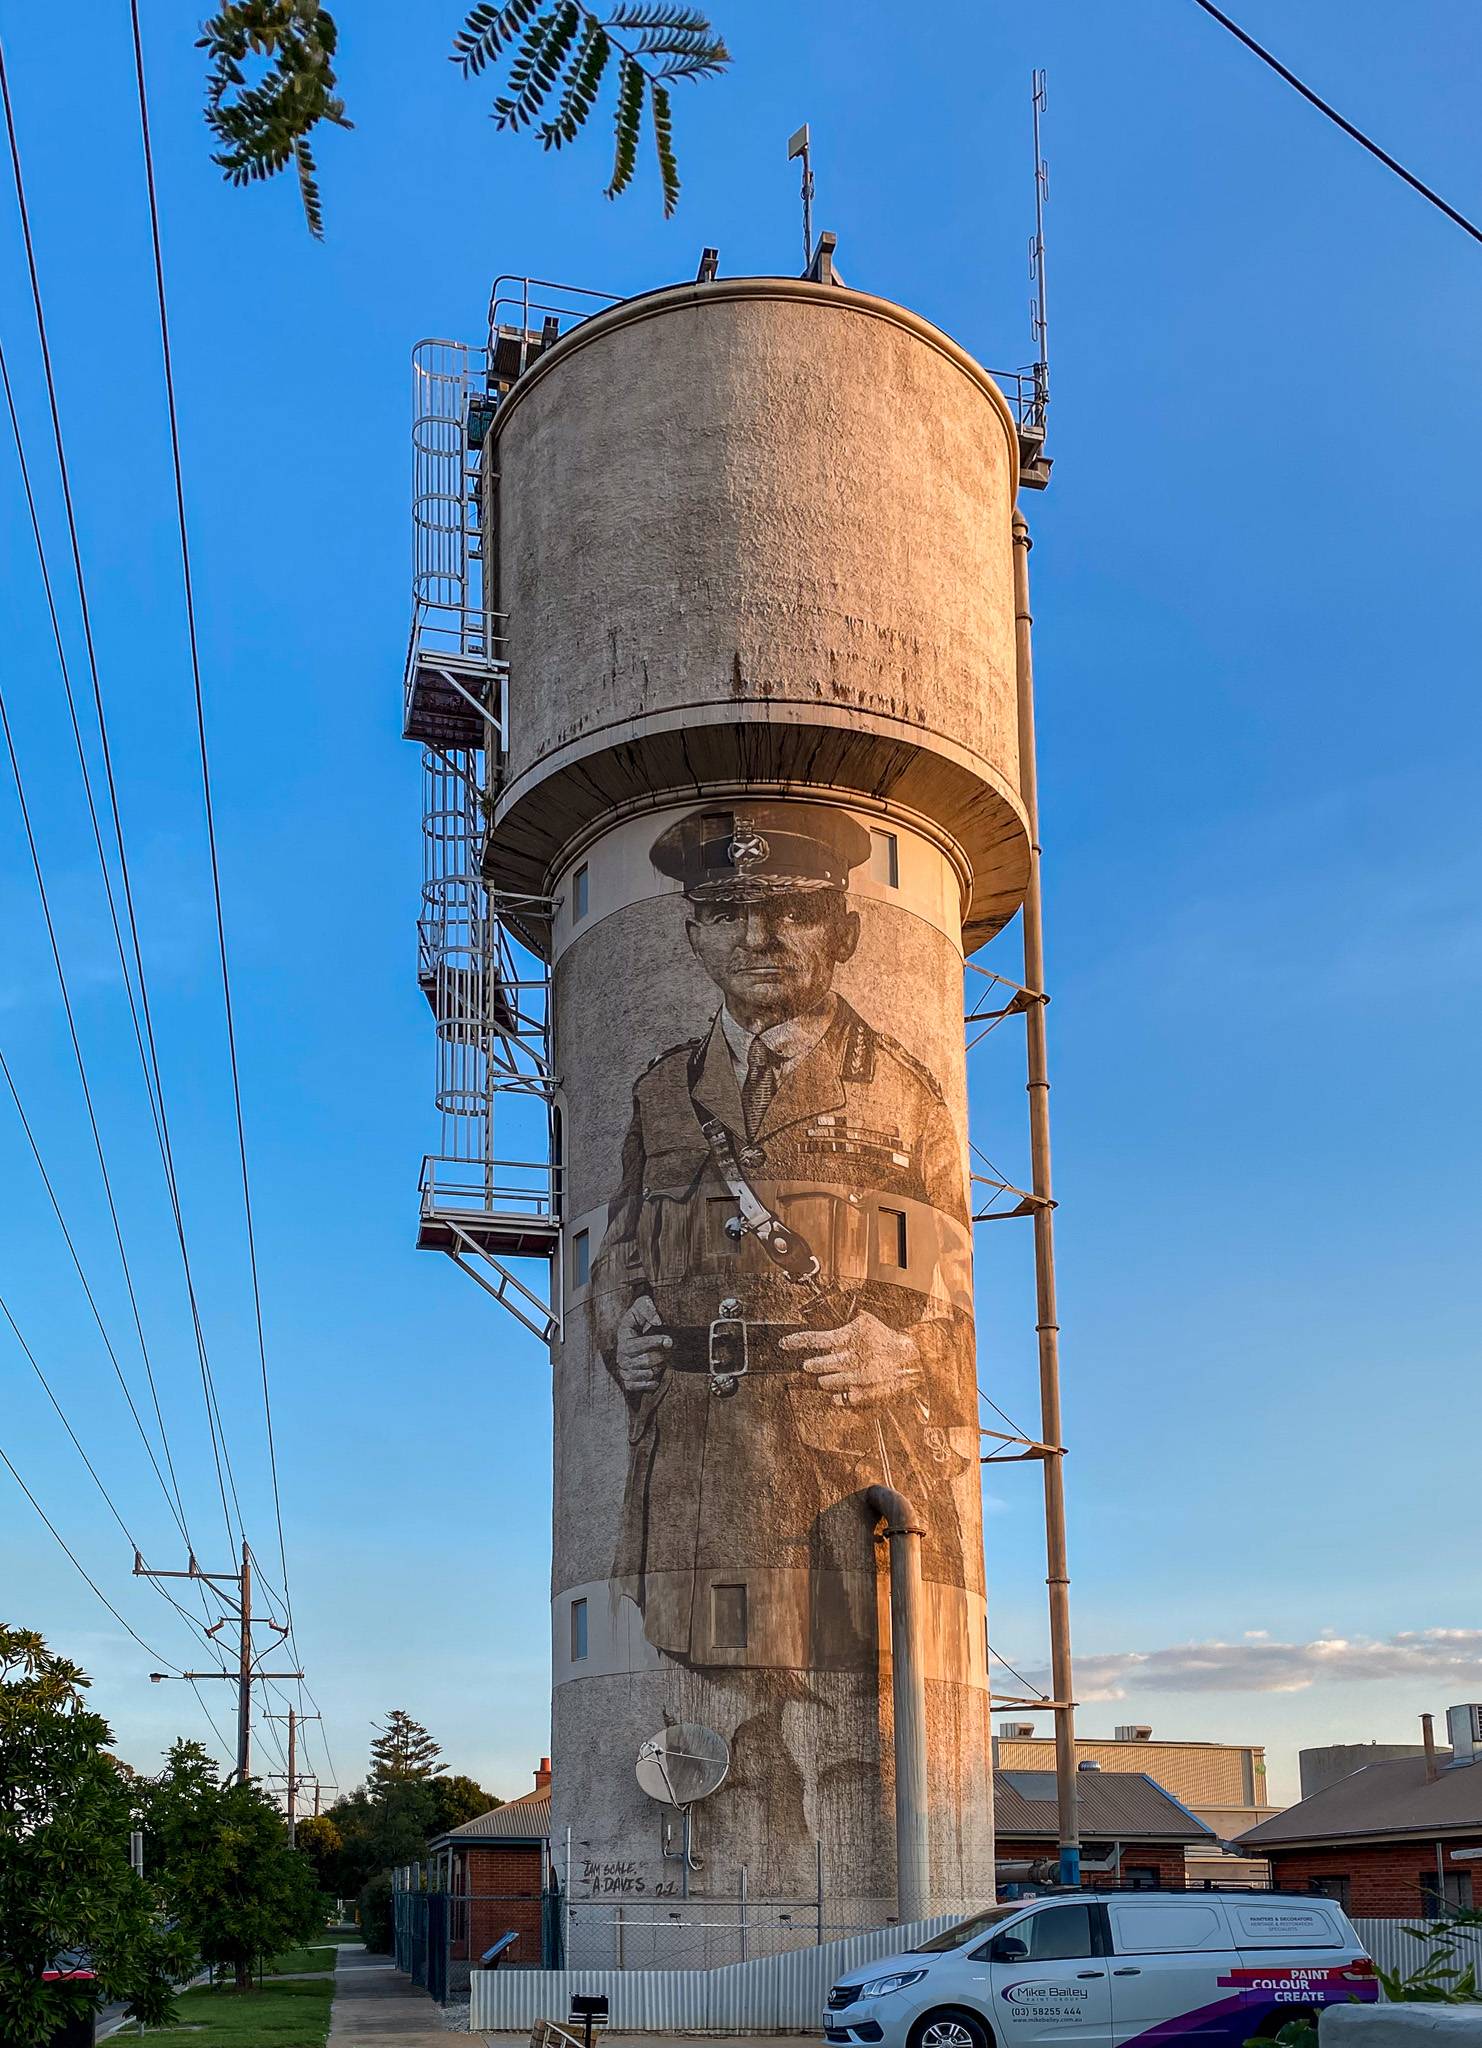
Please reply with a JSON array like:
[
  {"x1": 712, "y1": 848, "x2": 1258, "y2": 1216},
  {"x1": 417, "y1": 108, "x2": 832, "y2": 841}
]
[{"x1": 708, "y1": 1296, "x2": 748, "y2": 1397}]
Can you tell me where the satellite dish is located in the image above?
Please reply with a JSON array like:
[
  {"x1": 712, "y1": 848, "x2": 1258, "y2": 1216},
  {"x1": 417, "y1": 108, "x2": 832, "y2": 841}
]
[{"x1": 636, "y1": 1724, "x2": 730, "y2": 1808}]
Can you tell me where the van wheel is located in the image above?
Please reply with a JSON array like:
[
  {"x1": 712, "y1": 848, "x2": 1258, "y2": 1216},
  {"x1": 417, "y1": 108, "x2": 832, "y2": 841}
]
[{"x1": 909, "y1": 2008, "x2": 993, "y2": 2048}]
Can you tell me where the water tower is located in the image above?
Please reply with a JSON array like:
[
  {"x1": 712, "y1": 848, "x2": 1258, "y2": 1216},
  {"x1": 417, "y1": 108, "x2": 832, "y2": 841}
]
[{"x1": 404, "y1": 229, "x2": 1075, "y2": 1951}]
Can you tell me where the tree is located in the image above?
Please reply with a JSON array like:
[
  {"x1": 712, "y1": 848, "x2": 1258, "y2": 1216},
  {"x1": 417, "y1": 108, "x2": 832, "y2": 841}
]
[
  {"x1": 368, "y1": 1709, "x2": 442, "y2": 1789},
  {"x1": 196, "y1": 0, "x2": 730, "y2": 237},
  {"x1": 293, "y1": 1812, "x2": 343, "y2": 1893},
  {"x1": 0, "y1": 1625, "x2": 186, "y2": 2047},
  {"x1": 425, "y1": 1772, "x2": 500, "y2": 1840},
  {"x1": 139, "y1": 1739, "x2": 326, "y2": 1991}
]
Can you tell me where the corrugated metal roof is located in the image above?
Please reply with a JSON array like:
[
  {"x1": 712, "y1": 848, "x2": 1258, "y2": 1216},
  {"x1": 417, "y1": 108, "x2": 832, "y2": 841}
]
[
  {"x1": 995, "y1": 1769, "x2": 1215, "y2": 1843},
  {"x1": 434, "y1": 1785, "x2": 552, "y2": 1847},
  {"x1": 435, "y1": 1770, "x2": 1212, "y2": 1853},
  {"x1": 1239, "y1": 1754, "x2": 1482, "y2": 1849}
]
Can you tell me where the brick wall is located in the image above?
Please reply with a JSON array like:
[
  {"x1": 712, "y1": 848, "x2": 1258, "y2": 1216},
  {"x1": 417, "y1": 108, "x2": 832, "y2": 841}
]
[
  {"x1": 450, "y1": 1842, "x2": 546, "y2": 1964},
  {"x1": 997, "y1": 1840, "x2": 1188, "y2": 1890},
  {"x1": 1265, "y1": 1838, "x2": 1482, "y2": 1918}
]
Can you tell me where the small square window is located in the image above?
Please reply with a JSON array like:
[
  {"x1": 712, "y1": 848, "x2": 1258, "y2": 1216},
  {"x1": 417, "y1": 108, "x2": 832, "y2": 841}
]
[
  {"x1": 869, "y1": 830, "x2": 899, "y2": 888},
  {"x1": 572, "y1": 864, "x2": 589, "y2": 921},
  {"x1": 572, "y1": 1229, "x2": 590, "y2": 1289},
  {"x1": 570, "y1": 1597, "x2": 588, "y2": 1661},
  {"x1": 711, "y1": 1583, "x2": 748, "y2": 1650},
  {"x1": 879, "y1": 1208, "x2": 907, "y2": 1269}
]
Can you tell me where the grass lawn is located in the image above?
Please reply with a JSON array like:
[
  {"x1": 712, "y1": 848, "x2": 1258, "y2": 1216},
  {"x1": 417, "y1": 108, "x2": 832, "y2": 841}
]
[
  {"x1": 140, "y1": 1976, "x2": 333, "y2": 2045},
  {"x1": 262, "y1": 1944, "x2": 336, "y2": 1975}
]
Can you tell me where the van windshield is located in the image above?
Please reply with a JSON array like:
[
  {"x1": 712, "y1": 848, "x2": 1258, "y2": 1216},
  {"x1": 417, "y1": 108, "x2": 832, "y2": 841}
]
[{"x1": 909, "y1": 1907, "x2": 1024, "y2": 1953}]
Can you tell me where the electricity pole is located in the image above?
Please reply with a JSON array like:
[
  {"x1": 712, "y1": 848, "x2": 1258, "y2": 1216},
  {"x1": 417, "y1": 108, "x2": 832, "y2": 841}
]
[
  {"x1": 136, "y1": 1542, "x2": 302, "y2": 1782},
  {"x1": 263, "y1": 1707, "x2": 322, "y2": 1845}
]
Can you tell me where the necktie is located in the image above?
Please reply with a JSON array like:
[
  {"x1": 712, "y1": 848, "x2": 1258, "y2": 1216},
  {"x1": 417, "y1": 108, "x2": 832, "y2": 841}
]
[{"x1": 741, "y1": 1037, "x2": 780, "y2": 1139}]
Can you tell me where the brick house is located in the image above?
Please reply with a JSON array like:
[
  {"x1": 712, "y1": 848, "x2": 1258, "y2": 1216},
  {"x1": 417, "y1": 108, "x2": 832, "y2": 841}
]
[
  {"x1": 995, "y1": 1767, "x2": 1219, "y2": 1889},
  {"x1": 428, "y1": 1759, "x2": 553, "y2": 1968},
  {"x1": 1237, "y1": 1716, "x2": 1482, "y2": 1917}
]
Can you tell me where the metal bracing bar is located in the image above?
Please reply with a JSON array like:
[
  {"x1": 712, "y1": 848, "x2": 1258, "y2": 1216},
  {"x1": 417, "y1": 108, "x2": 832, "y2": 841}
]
[
  {"x1": 979, "y1": 1426, "x2": 1064, "y2": 1463},
  {"x1": 447, "y1": 1231, "x2": 559, "y2": 1345},
  {"x1": 989, "y1": 1695, "x2": 1076, "y2": 1712},
  {"x1": 1012, "y1": 507, "x2": 1080, "y2": 1886}
]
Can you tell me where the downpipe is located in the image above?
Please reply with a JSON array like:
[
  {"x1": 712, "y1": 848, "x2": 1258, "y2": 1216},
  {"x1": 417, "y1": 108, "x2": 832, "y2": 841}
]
[{"x1": 867, "y1": 1485, "x2": 931, "y2": 1923}]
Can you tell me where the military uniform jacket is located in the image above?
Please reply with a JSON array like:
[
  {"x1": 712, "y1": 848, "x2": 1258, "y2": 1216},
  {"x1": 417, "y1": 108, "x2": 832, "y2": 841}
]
[{"x1": 590, "y1": 998, "x2": 979, "y2": 1667}]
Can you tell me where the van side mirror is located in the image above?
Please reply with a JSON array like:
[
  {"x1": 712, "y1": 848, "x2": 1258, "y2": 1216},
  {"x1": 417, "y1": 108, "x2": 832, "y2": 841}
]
[{"x1": 992, "y1": 1936, "x2": 1029, "y2": 1962}]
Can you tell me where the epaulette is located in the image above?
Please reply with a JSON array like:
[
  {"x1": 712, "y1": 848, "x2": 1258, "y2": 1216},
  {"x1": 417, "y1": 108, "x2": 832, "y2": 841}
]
[
  {"x1": 874, "y1": 1030, "x2": 947, "y2": 1103},
  {"x1": 639, "y1": 1038, "x2": 702, "y2": 1077}
]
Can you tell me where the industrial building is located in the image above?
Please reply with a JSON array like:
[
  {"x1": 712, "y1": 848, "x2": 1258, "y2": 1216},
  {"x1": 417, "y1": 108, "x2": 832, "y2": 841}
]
[{"x1": 994, "y1": 1723, "x2": 1278, "y2": 1884}]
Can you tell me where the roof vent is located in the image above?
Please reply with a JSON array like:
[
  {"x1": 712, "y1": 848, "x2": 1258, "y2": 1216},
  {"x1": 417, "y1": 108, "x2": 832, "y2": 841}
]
[
  {"x1": 999, "y1": 1722, "x2": 1037, "y2": 1739},
  {"x1": 1078, "y1": 1759, "x2": 1102, "y2": 1772},
  {"x1": 1115, "y1": 1724, "x2": 1154, "y2": 1742},
  {"x1": 1446, "y1": 1705, "x2": 1482, "y2": 1767}
]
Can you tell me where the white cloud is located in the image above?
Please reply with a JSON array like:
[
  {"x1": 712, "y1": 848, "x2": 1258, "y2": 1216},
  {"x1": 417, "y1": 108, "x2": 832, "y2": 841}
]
[{"x1": 1020, "y1": 1629, "x2": 1482, "y2": 1702}]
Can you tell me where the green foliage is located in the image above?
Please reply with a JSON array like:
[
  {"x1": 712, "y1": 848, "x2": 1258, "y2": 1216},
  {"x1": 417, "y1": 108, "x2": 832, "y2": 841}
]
[
  {"x1": 1378, "y1": 1909, "x2": 1482, "y2": 2002},
  {"x1": 142, "y1": 1973, "x2": 333, "y2": 2043},
  {"x1": 454, "y1": 1, "x2": 728, "y2": 213},
  {"x1": 368, "y1": 1708, "x2": 442, "y2": 1788},
  {"x1": 357, "y1": 1871, "x2": 394, "y2": 1954},
  {"x1": 1244, "y1": 2021, "x2": 1319, "y2": 2048},
  {"x1": 139, "y1": 1739, "x2": 327, "y2": 1987},
  {"x1": 424, "y1": 1770, "x2": 500, "y2": 1838},
  {"x1": 291, "y1": 1812, "x2": 342, "y2": 1891},
  {"x1": 0, "y1": 1624, "x2": 188, "y2": 2047},
  {"x1": 197, "y1": 0, "x2": 352, "y2": 238}
]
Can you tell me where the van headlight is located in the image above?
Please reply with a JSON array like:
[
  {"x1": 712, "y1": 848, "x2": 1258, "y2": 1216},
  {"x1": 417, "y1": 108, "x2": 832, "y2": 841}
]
[{"x1": 858, "y1": 1970, "x2": 928, "y2": 1998}]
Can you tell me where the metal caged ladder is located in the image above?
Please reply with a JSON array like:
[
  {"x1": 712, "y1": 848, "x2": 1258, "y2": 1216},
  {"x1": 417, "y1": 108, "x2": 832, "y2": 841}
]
[{"x1": 403, "y1": 282, "x2": 617, "y2": 1342}]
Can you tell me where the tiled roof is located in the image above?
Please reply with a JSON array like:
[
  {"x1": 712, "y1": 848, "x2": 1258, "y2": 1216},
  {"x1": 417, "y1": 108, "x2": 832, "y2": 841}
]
[
  {"x1": 432, "y1": 1786, "x2": 552, "y2": 1847},
  {"x1": 995, "y1": 1770, "x2": 1216, "y2": 1844},
  {"x1": 1239, "y1": 1754, "x2": 1482, "y2": 1849}
]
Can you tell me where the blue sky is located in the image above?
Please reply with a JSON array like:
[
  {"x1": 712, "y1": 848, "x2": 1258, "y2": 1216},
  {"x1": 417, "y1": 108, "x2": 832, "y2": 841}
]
[{"x1": 0, "y1": 0, "x2": 1478, "y2": 1811}]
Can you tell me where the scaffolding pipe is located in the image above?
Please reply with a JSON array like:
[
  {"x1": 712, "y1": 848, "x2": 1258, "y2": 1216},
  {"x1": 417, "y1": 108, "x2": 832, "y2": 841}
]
[
  {"x1": 1012, "y1": 509, "x2": 1080, "y2": 1887},
  {"x1": 867, "y1": 1485, "x2": 931, "y2": 1922}
]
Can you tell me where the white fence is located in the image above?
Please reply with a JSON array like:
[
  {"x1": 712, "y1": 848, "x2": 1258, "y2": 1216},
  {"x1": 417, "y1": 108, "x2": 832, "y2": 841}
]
[
  {"x1": 468, "y1": 1913, "x2": 955, "y2": 2033},
  {"x1": 1353, "y1": 1918, "x2": 1482, "y2": 1982}
]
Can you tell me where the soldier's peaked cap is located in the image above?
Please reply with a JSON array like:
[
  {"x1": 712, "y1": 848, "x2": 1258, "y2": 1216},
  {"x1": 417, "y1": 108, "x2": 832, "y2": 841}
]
[{"x1": 651, "y1": 803, "x2": 872, "y2": 901}]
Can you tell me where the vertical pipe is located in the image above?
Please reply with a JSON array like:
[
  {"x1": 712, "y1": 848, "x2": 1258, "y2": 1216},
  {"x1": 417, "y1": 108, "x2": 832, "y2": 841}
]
[
  {"x1": 866, "y1": 1486, "x2": 931, "y2": 1922},
  {"x1": 1011, "y1": 511, "x2": 1080, "y2": 1887},
  {"x1": 816, "y1": 1837, "x2": 824, "y2": 1945},
  {"x1": 738, "y1": 1864, "x2": 748, "y2": 1963},
  {"x1": 1422, "y1": 1713, "x2": 1439, "y2": 1783}
]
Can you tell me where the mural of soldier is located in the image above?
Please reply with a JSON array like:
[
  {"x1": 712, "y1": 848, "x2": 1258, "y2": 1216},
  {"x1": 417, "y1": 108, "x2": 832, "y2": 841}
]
[{"x1": 590, "y1": 802, "x2": 978, "y2": 1679}]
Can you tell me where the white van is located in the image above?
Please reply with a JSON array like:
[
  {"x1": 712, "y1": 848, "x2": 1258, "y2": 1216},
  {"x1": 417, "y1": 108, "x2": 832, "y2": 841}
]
[{"x1": 824, "y1": 1892, "x2": 1379, "y2": 2048}]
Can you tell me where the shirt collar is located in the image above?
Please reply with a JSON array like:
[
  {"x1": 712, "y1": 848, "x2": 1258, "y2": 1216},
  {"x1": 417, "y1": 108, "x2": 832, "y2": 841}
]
[{"x1": 720, "y1": 994, "x2": 838, "y2": 1069}]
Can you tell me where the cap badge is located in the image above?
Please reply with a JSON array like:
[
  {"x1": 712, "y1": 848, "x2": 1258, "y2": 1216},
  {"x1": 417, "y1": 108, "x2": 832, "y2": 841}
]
[{"x1": 727, "y1": 817, "x2": 770, "y2": 874}]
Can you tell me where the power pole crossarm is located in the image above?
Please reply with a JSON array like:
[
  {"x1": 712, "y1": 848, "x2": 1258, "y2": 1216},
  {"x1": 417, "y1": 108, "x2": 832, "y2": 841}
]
[{"x1": 136, "y1": 1542, "x2": 299, "y2": 1784}]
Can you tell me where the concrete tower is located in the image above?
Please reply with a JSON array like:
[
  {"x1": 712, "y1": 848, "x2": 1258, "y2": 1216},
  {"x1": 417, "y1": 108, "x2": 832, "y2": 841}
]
[{"x1": 472, "y1": 275, "x2": 1030, "y2": 1940}]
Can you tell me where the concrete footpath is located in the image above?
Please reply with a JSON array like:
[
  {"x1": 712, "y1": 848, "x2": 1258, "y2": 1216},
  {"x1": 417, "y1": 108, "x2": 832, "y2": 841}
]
[{"x1": 329, "y1": 1945, "x2": 451, "y2": 2045}]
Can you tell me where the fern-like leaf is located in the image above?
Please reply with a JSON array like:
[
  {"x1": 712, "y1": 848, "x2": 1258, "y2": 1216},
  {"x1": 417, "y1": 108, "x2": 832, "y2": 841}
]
[
  {"x1": 606, "y1": 51, "x2": 645, "y2": 199},
  {"x1": 452, "y1": 0, "x2": 729, "y2": 212},
  {"x1": 650, "y1": 77, "x2": 679, "y2": 217},
  {"x1": 452, "y1": 0, "x2": 544, "y2": 77},
  {"x1": 198, "y1": 0, "x2": 352, "y2": 238},
  {"x1": 539, "y1": 18, "x2": 611, "y2": 148}
]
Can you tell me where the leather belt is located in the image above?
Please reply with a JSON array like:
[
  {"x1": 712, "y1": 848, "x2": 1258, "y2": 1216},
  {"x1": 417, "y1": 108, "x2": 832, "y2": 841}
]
[{"x1": 665, "y1": 1324, "x2": 797, "y2": 1378}]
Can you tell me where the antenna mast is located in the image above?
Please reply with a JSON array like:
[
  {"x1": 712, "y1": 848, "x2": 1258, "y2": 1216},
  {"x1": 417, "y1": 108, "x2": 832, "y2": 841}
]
[
  {"x1": 788, "y1": 124, "x2": 815, "y2": 271},
  {"x1": 1030, "y1": 69, "x2": 1050, "y2": 431}
]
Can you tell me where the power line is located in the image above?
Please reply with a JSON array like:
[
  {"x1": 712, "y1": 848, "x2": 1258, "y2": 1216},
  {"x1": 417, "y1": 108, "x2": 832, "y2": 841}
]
[
  {"x1": 0, "y1": 1440, "x2": 183, "y2": 1671},
  {"x1": 1190, "y1": 0, "x2": 1482, "y2": 246},
  {"x1": 124, "y1": 0, "x2": 294, "y2": 1630},
  {"x1": 0, "y1": 28, "x2": 247, "y2": 1558},
  {"x1": 0, "y1": 1277, "x2": 235, "y2": 1661}
]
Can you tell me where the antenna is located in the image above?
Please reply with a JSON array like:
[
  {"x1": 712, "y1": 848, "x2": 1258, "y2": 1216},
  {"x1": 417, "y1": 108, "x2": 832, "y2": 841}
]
[
  {"x1": 788, "y1": 124, "x2": 815, "y2": 272},
  {"x1": 1029, "y1": 69, "x2": 1050, "y2": 432}
]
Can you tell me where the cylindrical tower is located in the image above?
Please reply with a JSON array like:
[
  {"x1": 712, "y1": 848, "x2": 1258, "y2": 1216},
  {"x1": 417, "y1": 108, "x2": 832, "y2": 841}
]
[{"x1": 483, "y1": 276, "x2": 1028, "y2": 1940}]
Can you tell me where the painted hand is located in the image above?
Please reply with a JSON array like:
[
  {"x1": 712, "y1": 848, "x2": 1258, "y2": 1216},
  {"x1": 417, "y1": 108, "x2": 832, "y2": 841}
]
[
  {"x1": 614, "y1": 1293, "x2": 672, "y2": 1395},
  {"x1": 780, "y1": 1312, "x2": 921, "y2": 1408}
]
